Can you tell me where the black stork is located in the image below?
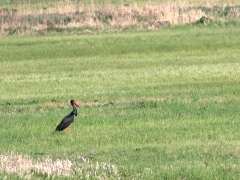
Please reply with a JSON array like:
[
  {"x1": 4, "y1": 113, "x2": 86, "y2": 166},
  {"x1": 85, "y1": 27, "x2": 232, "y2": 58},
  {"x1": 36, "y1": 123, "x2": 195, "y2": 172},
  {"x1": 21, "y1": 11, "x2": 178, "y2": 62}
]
[{"x1": 55, "y1": 100, "x2": 80, "y2": 134}]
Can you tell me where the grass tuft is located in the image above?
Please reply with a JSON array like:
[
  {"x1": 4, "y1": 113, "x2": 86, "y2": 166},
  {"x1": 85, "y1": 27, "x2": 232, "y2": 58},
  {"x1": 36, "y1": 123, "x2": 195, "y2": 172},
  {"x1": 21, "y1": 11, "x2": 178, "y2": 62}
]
[{"x1": 0, "y1": 152, "x2": 119, "y2": 179}]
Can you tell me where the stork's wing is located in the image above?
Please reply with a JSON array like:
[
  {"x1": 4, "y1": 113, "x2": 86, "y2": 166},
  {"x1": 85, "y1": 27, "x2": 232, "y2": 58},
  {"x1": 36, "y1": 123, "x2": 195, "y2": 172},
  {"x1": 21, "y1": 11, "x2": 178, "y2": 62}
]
[{"x1": 56, "y1": 113, "x2": 75, "y2": 131}]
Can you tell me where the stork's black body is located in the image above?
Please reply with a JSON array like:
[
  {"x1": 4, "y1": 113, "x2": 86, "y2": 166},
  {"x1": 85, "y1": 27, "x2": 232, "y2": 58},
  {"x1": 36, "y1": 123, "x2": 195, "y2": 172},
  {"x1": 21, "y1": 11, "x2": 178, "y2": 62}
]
[{"x1": 56, "y1": 100, "x2": 80, "y2": 133}]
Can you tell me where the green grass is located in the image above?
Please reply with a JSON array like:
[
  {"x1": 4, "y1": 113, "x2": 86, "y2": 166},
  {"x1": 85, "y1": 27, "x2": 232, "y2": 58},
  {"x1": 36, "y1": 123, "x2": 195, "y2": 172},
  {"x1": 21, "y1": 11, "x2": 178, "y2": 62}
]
[{"x1": 0, "y1": 26, "x2": 240, "y2": 179}]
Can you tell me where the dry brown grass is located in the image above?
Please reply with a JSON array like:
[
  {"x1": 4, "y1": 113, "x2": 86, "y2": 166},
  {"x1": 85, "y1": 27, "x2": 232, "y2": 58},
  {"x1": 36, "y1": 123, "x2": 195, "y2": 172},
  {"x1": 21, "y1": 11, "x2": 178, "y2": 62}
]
[
  {"x1": 0, "y1": 1, "x2": 239, "y2": 35},
  {"x1": 0, "y1": 152, "x2": 118, "y2": 179}
]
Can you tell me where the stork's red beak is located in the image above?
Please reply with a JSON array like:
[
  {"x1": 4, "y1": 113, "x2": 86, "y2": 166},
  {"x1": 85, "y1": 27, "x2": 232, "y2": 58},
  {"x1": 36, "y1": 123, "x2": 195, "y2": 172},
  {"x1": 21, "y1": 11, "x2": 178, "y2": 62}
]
[{"x1": 73, "y1": 101, "x2": 80, "y2": 107}]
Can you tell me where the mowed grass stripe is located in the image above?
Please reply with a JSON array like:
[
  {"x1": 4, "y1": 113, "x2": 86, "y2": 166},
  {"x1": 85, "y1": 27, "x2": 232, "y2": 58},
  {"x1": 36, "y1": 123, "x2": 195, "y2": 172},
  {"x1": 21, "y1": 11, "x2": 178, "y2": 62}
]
[
  {"x1": 2, "y1": 61, "x2": 240, "y2": 82},
  {"x1": 1, "y1": 58, "x2": 239, "y2": 102},
  {"x1": 1, "y1": 27, "x2": 240, "y2": 62}
]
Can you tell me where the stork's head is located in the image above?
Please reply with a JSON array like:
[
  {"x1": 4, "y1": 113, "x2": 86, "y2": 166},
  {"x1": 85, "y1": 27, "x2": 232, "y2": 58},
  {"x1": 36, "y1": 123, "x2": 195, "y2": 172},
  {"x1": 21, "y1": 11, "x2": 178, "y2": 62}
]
[{"x1": 70, "y1": 100, "x2": 80, "y2": 107}]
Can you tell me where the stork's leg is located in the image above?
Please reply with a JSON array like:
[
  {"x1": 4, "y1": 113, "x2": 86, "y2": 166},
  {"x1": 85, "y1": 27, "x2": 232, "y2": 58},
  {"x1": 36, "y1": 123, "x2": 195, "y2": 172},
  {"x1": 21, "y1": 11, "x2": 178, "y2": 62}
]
[{"x1": 66, "y1": 126, "x2": 70, "y2": 134}]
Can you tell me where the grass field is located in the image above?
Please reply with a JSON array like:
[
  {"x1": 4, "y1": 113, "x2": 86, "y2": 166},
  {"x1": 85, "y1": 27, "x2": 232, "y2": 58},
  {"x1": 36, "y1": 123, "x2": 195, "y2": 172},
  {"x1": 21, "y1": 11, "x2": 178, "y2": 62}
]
[{"x1": 0, "y1": 25, "x2": 240, "y2": 179}]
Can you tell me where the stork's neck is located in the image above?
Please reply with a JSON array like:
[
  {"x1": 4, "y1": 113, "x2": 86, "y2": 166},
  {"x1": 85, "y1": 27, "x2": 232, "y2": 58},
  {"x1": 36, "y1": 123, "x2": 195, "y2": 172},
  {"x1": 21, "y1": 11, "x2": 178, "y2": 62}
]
[{"x1": 72, "y1": 105, "x2": 77, "y2": 116}]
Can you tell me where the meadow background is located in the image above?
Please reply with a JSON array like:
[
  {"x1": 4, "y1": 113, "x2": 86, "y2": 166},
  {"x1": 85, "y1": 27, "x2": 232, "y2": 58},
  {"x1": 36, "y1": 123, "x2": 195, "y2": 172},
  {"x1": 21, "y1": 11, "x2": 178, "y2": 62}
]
[
  {"x1": 1, "y1": 0, "x2": 240, "y2": 179},
  {"x1": 0, "y1": 0, "x2": 239, "y2": 36}
]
